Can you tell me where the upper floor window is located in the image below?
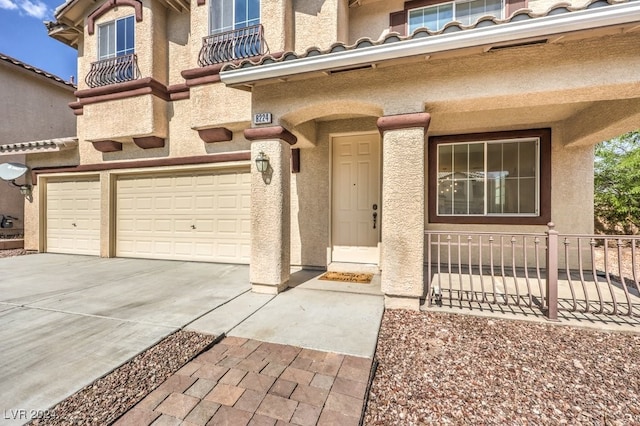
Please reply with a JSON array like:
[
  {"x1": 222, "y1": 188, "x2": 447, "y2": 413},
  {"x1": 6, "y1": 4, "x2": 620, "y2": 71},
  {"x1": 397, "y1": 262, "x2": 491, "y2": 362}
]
[
  {"x1": 210, "y1": 0, "x2": 260, "y2": 34},
  {"x1": 409, "y1": 0, "x2": 503, "y2": 32},
  {"x1": 98, "y1": 15, "x2": 135, "y2": 60}
]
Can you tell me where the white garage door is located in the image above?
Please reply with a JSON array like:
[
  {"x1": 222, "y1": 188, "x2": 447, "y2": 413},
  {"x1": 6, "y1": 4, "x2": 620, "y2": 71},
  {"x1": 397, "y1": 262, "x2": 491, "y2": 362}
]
[
  {"x1": 116, "y1": 169, "x2": 251, "y2": 263},
  {"x1": 46, "y1": 178, "x2": 101, "y2": 255}
]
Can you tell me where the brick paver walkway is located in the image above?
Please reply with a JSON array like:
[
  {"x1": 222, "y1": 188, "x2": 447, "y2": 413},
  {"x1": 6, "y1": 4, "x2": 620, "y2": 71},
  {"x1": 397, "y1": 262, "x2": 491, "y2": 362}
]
[{"x1": 114, "y1": 336, "x2": 373, "y2": 426}]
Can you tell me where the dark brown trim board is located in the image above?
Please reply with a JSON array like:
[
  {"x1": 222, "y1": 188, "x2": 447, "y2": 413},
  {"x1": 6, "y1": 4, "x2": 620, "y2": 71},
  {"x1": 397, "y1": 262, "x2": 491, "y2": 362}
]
[
  {"x1": 291, "y1": 148, "x2": 300, "y2": 173},
  {"x1": 427, "y1": 128, "x2": 551, "y2": 225},
  {"x1": 167, "y1": 84, "x2": 190, "y2": 100},
  {"x1": 244, "y1": 126, "x2": 297, "y2": 145},
  {"x1": 198, "y1": 127, "x2": 233, "y2": 143},
  {"x1": 377, "y1": 112, "x2": 431, "y2": 132},
  {"x1": 133, "y1": 136, "x2": 165, "y2": 149},
  {"x1": 75, "y1": 77, "x2": 170, "y2": 105},
  {"x1": 31, "y1": 152, "x2": 251, "y2": 184},
  {"x1": 87, "y1": 0, "x2": 143, "y2": 35},
  {"x1": 92, "y1": 140, "x2": 123, "y2": 152},
  {"x1": 182, "y1": 52, "x2": 284, "y2": 88}
]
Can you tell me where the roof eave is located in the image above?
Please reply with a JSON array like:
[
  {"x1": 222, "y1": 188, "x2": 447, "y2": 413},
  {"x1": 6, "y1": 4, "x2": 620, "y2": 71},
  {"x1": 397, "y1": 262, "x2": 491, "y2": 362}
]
[{"x1": 220, "y1": 2, "x2": 640, "y2": 86}]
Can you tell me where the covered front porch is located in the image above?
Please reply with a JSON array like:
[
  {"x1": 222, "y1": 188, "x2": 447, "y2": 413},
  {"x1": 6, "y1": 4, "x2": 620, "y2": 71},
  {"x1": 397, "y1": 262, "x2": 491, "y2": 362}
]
[{"x1": 218, "y1": 1, "x2": 640, "y2": 313}]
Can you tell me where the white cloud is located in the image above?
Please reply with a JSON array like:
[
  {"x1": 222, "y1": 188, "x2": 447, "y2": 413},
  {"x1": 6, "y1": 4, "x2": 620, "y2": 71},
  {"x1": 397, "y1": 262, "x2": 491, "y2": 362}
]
[
  {"x1": 0, "y1": 0, "x2": 18, "y2": 10},
  {"x1": 18, "y1": 0, "x2": 49, "y2": 19}
]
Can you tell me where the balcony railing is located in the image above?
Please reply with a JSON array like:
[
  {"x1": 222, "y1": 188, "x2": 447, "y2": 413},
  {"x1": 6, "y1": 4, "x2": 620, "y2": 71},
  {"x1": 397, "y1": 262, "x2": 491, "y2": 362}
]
[
  {"x1": 198, "y1": 24, "x2": 269, "y2": 67},
  {"x1": 425, "y1": 226, "x2": 640, "y2": 320},
  {"x1": 85, "y1": 53, "x2": 141, "y2": 88}
]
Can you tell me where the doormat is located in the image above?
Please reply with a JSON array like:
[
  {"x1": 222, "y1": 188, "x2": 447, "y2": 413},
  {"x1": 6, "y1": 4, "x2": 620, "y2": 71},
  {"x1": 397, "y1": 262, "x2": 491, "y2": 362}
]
[{"x1": 318, "y1": 271, "x2": 373, "y2": 284}]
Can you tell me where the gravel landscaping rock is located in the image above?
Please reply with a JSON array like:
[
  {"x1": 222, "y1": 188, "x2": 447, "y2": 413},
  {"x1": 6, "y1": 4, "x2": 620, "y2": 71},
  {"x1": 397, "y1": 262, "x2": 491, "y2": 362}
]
[
  {"x1": 30, "y1": 330, "x2": 216, "y2": 426},
  {"x1": 364, "y1": 310, "x2": 640, "y2": 425},
  {"x1": 0, "y1": 248, "x2": 30, "y2": 258}
]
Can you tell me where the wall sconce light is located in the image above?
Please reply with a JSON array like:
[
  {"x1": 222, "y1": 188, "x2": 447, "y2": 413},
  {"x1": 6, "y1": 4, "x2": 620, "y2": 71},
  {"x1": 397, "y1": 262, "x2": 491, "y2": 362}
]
[
  {"x1": 18, "y1": 184, "x2": 32, "y2": 197},
  {"x1": 255, "y1": 151, "x2": 270, "y2": 173}
]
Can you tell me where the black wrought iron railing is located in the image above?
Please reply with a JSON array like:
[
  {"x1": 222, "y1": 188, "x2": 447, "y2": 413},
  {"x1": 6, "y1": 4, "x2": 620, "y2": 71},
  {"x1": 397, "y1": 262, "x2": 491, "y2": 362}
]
[
  {"x1": 85, "y1": 53, "x2": 141, "y2": 88},
  {"x1": 198, "y1": 24, "x2": 268, "y2": 67}
]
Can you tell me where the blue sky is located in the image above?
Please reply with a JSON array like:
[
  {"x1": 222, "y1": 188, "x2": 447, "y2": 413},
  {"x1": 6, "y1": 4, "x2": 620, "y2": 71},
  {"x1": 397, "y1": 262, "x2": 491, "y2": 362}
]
[{"x1": 0, "y1": 0, "x2": 77, "y2": 83}]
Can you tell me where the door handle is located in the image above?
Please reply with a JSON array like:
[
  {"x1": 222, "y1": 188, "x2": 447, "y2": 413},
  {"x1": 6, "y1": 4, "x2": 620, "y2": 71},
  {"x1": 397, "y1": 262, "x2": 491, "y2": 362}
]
[{"x1": 373, "y1": 211, "x2": 377, "y2": 229}]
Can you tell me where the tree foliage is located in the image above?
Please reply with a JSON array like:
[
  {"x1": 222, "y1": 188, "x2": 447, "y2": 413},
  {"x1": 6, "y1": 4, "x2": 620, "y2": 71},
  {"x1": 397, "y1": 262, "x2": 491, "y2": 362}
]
[{"x1": 594, "y1": 130, "x2": 640, "y2": 234}]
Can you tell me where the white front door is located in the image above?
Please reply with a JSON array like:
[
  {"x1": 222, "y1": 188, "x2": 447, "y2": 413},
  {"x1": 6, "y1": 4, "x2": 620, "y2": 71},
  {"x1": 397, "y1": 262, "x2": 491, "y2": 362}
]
[{"x1": 331, "y1": 133, "x2": 381, "y2": 264}]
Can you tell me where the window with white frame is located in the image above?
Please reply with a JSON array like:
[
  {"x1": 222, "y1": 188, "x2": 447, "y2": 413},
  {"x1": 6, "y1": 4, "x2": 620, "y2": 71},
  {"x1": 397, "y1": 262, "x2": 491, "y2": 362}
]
[
  {"x1": 210, "y1": 0, "x2": 260, "y2": 34},
  {"x1": 98, "y1": 15, "x2": 135, "y2": 60},
  {"x1": 436, "y1": 139, "x2": 539, "y2": 216},
  {"x1": 409, "y1": 0, "x2": 503, "y2": 32}
]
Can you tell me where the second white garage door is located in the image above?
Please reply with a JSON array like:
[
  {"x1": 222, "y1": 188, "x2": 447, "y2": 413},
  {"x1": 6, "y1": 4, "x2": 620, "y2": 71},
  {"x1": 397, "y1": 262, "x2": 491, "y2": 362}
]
[{"x1": 116, "y1": 169, "x2": 251, "y2": 263}]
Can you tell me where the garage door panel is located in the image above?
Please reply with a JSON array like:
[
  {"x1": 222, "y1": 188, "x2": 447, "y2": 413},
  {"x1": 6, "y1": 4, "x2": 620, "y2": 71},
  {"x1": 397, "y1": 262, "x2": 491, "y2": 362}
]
[
  {"x1": 46, "y1": 179, "x2": 100, "y2": 256},
  {"x1": 116, "y1": 169, "x2": 250, "y2": 263}
]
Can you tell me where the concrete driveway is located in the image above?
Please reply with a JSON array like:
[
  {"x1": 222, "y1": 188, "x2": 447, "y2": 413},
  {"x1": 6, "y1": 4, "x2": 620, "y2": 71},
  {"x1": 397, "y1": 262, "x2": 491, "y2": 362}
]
[
  {"x1": 0, "y1": 254, "x2": 250, "y2": 425},
  {"x1": 0, "y1": 254, "x2": 384, "y2": 426}
]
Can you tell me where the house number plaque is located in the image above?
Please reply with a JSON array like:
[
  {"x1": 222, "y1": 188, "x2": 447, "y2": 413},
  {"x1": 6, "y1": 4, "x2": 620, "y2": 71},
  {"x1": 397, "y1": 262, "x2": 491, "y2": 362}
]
[{"x1": 253, "y1": 113, "x2": 272, "y2": 125}]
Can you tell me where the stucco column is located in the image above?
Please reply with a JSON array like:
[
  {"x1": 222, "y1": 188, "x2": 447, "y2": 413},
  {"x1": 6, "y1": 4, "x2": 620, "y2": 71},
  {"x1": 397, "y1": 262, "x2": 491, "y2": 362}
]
[
  {"x1": 245, "y1": 126, "x2": 296, "y2": 294},
  {"x1": 377, "y1": 113, "x2": 431, "y2": 310}
]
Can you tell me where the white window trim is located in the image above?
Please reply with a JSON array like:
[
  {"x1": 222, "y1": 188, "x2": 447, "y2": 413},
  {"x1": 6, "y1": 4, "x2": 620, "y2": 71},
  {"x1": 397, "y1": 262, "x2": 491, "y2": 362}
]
[
  {"x1": 97, "y1": 15, "x2": 135, "y2": 61},
  {"x1": 209, "y1": 0, "x2": 261, "y2": 35},
  {"x1": 436, "y1": 137, "x2": 540, "y2": 217},
  {"x1": 408, "y1": 0, "x2": 506, "y2": 32}
]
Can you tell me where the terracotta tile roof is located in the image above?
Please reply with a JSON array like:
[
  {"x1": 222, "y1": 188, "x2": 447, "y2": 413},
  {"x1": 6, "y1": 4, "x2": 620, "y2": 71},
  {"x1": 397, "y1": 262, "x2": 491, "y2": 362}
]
[
  {"x1": 0, "y1": 137, "x2": 78, "y2": 155},
  {"x1": 223, "y1": 0, "x2": 628, "y2": 71},
  {"x1": 0, "y1": 53, "x2": 76, "y2": 89}
]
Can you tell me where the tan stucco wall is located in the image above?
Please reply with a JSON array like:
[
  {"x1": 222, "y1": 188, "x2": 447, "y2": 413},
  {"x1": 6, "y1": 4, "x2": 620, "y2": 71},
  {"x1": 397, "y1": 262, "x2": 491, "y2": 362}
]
[
  {"x1": 190, "y1": 84, "x2": 252, "y2": 132},
  {"x1": 293, "y1": 0, "x2": 349, "y2": 52},
  {"x1": 250, "y1": 139, "x2": 291, "y2": 292},
  {"x1": 83, "y1": 95, "x2": 168, "y2": 142},
  {"x1": 167, "y1": 5, "x2": 191, "y2": 84},
  {"x1": 0, "y1": 60, "x2": 76, "y2": 239},
  {"x1": 349, "y1": 0, "x2": 403, "y2": 43}
]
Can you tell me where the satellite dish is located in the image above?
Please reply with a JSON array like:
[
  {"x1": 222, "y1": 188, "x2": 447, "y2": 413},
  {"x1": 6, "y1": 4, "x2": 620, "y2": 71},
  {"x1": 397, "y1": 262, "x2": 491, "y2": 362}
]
[{"x1": 0, "y1": 163, "x2": 29, "y2": 181}]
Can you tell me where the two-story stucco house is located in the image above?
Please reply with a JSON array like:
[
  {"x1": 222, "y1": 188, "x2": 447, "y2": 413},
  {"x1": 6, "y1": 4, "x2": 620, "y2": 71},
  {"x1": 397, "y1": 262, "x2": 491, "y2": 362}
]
[
  {"x1": 0, "y1": 54, "x2": 76, "y2": 243},
  {"x1": 34, "y1": 0, "x2": 640, "y2": 309}
]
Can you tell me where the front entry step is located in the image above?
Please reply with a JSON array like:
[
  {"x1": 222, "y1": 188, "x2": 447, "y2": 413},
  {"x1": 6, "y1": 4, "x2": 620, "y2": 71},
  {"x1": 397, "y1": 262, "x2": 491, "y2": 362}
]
[{"x1": 328, "y1": 262, "x2": 380, "y2": 274}]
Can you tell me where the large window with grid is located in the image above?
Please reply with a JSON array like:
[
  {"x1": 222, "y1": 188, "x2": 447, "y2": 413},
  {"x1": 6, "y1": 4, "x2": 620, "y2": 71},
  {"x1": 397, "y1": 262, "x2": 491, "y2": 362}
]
[
  {"x1": 98, "y1": 15, "x2": 135, "y2": 60},
  {"x1": 408, "y1": 0, "x2": 503, "y2": 32},
  {"x1": 428, "y1": 129, "x2": 551, "y2": 225},
  {"x1": 210, "y1": 0, "x2": 260, "y2": 34}
]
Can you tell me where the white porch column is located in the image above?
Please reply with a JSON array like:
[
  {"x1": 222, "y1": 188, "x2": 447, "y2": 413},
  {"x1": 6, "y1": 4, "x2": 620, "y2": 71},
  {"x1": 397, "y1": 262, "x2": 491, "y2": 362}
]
[
  {"x1": 377, "y1": 113, "x2": 431, "y2": 310},
  {"x1": 244, "y1": 126, "x2": 296, "y2": 294}
]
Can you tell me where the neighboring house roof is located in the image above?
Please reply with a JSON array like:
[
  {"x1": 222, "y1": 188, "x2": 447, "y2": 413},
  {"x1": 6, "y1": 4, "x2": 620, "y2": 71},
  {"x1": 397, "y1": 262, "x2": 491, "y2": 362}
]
[
  {"x1": 0, "y1": 138, "x2": 78, "y2": 156},
  {"x1": 0, "y1": 53, "x2": 76, "y2": 89},
  {"x1": 221, "y1": 0, "x2": 637, "y2": 84}
]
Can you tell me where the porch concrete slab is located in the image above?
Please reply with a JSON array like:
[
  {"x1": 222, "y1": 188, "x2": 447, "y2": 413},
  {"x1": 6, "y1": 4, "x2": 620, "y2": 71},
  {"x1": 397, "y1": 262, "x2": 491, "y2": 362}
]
[
  {"x1": 27, "y1": 261, "x2": 250, "y2": 328},
  {"x1": 228, "y1": 287, "x2": 384, "y2": 358},
  {"x1": 290, "y1": 269, "x2": 383, "y2": 296},
  {"x1": 0, "y1": 307, "x2": 172, "y2": 426},
  {"x1": 186, "y1": 291, "x2": 275, "y2": 335}
]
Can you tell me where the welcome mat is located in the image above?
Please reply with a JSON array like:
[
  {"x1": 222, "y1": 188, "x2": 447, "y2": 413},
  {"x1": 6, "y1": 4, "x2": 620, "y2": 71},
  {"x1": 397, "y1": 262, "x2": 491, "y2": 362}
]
[{"x1": 318, "y1": 271, "x2": 373, "y2": 284}]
